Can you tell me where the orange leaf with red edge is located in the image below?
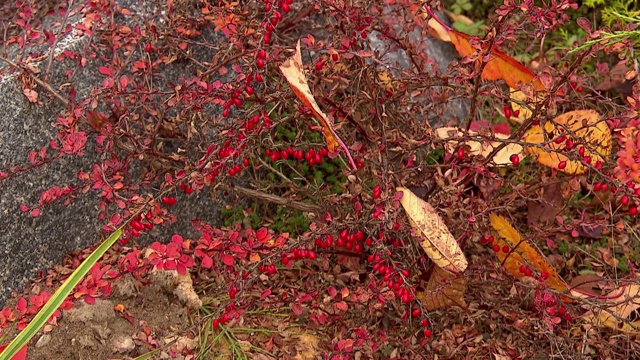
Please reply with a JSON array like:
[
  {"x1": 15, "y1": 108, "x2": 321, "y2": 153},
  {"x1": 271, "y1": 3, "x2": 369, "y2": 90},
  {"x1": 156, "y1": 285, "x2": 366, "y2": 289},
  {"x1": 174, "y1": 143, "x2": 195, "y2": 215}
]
[
  {"x1": 280, "y1": 41, "x2": 357, "y2": 169},
  {"x1": 489, "y1": 214, "x2": 569, "y2": 294},
  {"x1": 426, "y1": 14, "x2": 546, "y2": 93}
]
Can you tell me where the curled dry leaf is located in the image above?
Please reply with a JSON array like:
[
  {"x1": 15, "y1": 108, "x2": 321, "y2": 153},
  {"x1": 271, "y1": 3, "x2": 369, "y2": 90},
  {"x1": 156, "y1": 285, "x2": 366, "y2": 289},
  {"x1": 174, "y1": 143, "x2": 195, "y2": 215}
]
[
  {"x1": 418, "y1": 266, "x2": 467, "y2": 311},
  {"x1": 581, "y1": 283, "x2": 640, "y2": 334},
  {"x1": 397, "y1": 187, "x2": 467, "y2": 274},
  {"x1": 489, "y1": 214, "x2": 569, "y2": 294},
  {"x1": 435, "y1": 127, "x2": 524, "y2": 166},
  {"x1": 279, "y1": 40, "x2": 357, "y2": 170},
  {"x1": 425, "y1": 12, "x2": 546, "y2": 93},
  {"x1": 523, "y1": 110, "x2": 611, "y2": 174}
]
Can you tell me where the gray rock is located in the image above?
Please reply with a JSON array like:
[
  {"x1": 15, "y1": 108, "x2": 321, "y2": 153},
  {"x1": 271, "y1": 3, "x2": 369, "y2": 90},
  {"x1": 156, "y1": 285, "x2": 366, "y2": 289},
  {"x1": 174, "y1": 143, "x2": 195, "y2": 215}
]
[{"x1": 0, "y1": 0, "x2": 229, "y2": 305}]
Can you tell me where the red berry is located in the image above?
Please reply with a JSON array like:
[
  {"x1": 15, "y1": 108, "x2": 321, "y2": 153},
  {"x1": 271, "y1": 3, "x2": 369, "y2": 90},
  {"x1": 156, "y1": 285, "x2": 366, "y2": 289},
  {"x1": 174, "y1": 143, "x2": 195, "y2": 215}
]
[
  {"x1": 502, "y1": 245, "x2": 510, "y2": 253},
  {"x1": 315, "y1": 60, "x2": 323, "y2": 71},
  {"x1": 492, "y1": 244, "x2": 500, "y2": 252},
  {"x1": 541, "y1": 272, "x2": 549, "y2": 280},
  {"x1": 144, "y1": 43, "x2": 152, "y2": 52},
  {"x1": 423, "y1": 329, "x2": 432, "y2": 338},
  {"x1": 504, "y1": 106, "x2": 511, "y2": 119},
  {"x1": 256, "y1": 59, "x2": 266, "y2": 69},
  {"x1": 557, "y1": 161, "x2": 567, "y2": 170},
  {"x1": 630, "y1": 206, "x2": 638, "y2": 216},
  {"x1": 421, "y1": 319, "x2": 429, "y2": 327},
  {"x1": 245, "y1": 86, "x2": 254, "y2": 95},
  {"x1": 457, "y1": 148, "x2": 465, "y2": 159},
  {"x1": 486, "y1": 236, "x2": 494, "y2": 244},
  {"x1": 510, "y1": 154, "x2": 520, "y2": 166},
  {"x1": 256, "y1": 74, "x2": 263, "y2": 82},
  {"x1": 281, "y1": 2, "x2": 290, "y2": 12},
  {"x1": 513, "y1": 109, "x2": 520, "y2": 117},
  {"x1": 332, "y1": 53, "x2": 339, "y2": 61},
  {"x1": 621, "y1": 196, "x2": 630, "y2": 205},
  {"x1": 412, "y1": 308, "x2": 421, "y2": 317}
]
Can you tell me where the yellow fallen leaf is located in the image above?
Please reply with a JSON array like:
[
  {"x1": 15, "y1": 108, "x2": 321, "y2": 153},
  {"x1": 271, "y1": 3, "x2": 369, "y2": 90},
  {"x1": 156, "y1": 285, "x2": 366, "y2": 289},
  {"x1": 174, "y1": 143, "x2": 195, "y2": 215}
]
[
  {"x1": 490, "y1": 214, "x2": 569, "y2": 293},
  {"x1": 418, "y1": 266, "x2": 467, "y2": 310},
  {"x1": 582, "y1": 283, "x2": 640, "y2": 334},
  {"x1": 397, "y1": 187, "x2": 467, "y2": 273},
  {"x1": 523, "y1": 109, "x2": 611, "y2": 174},
  {"x1": 435, "y1": 127, "x2": 524, "y2": 166}
]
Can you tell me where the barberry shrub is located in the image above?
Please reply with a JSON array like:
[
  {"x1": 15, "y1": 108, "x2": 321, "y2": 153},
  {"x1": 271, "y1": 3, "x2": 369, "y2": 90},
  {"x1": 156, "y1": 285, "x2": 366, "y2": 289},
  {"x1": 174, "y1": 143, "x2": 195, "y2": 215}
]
[{"x1": 1, "y1": 0, "x2": 640, "y2": 358}]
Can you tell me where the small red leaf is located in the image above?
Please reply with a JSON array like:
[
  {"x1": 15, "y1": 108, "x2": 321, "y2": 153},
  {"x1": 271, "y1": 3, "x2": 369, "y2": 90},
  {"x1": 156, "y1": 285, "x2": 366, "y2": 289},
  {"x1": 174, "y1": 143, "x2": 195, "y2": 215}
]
[
  {"x1": 221, "y1": 254, "x2": 235, "y2": 266},
  {"x1": 201, "y1": 256, "x2": 213, "y2": 269},
  {"x1": 98, "y1": 66, "x2": 112, "y2": 76},
  {"x1": 260, "y1": 289, "x2": 272, "y2": 300}
]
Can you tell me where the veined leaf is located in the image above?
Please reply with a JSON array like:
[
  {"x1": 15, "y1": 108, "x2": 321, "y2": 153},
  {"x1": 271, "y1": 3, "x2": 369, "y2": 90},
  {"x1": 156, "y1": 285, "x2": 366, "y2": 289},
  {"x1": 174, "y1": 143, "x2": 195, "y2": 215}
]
[
  {"x1": 489, "y1": 214, "x2": 569, "y2": 293},
  {"x1": 397, "y1": 187, "x2": 467, "y2": 273},
  {"x1": 523, "y1": 110, "x2": 611, "y2": 174},
  {"x1": 418, "y1": 266, "x2": 467, "y2": 310},
  {"x1": 582, "y1": 283, "x2": 640, "y2": 334}
]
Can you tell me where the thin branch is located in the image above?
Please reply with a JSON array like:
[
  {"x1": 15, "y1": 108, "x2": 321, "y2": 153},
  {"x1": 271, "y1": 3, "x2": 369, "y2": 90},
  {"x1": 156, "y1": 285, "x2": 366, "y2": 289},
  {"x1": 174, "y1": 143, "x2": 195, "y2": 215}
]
[
  {"x1": 0, "y1": 55, "x2": 70, "y2": 107},
  {"x1": 219, "y1": 184, "x2": 323, "y2": 214}
]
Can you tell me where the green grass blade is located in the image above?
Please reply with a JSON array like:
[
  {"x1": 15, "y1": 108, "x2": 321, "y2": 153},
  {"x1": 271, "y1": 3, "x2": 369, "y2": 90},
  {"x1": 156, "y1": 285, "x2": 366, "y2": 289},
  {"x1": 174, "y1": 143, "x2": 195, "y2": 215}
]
[{"x1": 0, "y1": 228, "x2": 123, "y2": 360}]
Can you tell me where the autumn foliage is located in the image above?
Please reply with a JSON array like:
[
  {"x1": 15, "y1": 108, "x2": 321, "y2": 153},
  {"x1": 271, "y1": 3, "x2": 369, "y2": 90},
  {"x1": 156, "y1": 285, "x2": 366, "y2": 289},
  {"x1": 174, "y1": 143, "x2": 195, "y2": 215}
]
[{"x1": 2, "y1": 0, "x2": 640, "y2": 358}]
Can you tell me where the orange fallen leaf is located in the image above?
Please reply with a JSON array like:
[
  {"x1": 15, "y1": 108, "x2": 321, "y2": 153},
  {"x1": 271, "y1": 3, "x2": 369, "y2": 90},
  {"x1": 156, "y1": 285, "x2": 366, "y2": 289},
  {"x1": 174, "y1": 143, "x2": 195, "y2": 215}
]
[
  {"x1": 280, "y1": 41, "x2": 357, "y2": 170},
  {"x1": 418, "y1": 266, "x2": 467, "y2": 310},
  {"x1": 523, "y1": 109, "x2": 611, "y2": 174},
  {"x1": 397, "y1": 187, "x2": 468, "y2": 274},
  {"x1": 426, "y1": 11, "x2": 546, "y2": 94},
  {"x1": 489, "y1": 214, "x2": 569, "y2": 293}
]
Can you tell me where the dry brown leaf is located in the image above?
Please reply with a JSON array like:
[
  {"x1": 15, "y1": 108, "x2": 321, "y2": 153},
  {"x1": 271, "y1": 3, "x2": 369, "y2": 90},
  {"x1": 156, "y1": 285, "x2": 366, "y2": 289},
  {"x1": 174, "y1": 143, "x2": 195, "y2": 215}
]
[
  {"x1": 418, "y1": 266, "x2": 467, "y2": 310},
  {"x1": 581, "y1": 283, "x2": 640, "y2": 334},
  {"x1": 435, "y1": 127, "x2": 523, "y2": 166},
  {"x1": 527, "y1": 182, "x2": 563, "y2": 226},
  {"x1": 280, "y1": 41, "x2": 356, "y2": 169},
  {"x1": 523, "y1": 110, "x2": 611, "y2": 174},
  {"x1": 489, "y1": 214, "x2": 569, "y2": 293},
  {"x1": 397, "y1": 187, "x2": 468, "y2": 273},
  {"x1": 292, "y1": 333, "x2": 320, "y2": 360}
]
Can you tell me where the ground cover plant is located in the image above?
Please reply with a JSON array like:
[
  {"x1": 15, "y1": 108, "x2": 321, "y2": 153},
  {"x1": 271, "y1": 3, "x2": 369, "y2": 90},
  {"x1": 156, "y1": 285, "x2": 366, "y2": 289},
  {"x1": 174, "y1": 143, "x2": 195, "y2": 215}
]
[{"x1": 1, "y1": 0, "x2": 640, "y2": 358}]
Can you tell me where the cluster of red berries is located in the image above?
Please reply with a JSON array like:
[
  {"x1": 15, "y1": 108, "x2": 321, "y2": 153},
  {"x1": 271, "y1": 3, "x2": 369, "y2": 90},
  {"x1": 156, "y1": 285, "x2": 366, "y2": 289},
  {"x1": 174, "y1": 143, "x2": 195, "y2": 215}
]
[
  {"x1": 314, "y1": 229, "x2": 369, "y2": 253},
  {"x1": 161, "y1": 196, "x2": 176, "y2": 205},
  {"x1": 222, "y1": 90, "x2": 243, "y2": 118},
  {"x1": 212, "y1": 302, "x2": 237, "y2": 329},
  {"x1": 479, "y1": 235, "x2": 511, "y2": 254},
  {"x1": 593, "y1": 182, "x2": 639, "y2": 215},
  {"x1": 241, "y1": 112, "x2": 273, "y2": 134},
  {"x1": 503, "y1": 105, "x2": 521, "y2": 119},
  {"x1": 367, "y1": 252, "x2": 415, "y2": 303},
  {"x1": 265, "y1": 147, "x2": 329, "y2": 167},
  {"x1": 259, "y1": 263, "x2": 278, "y2": 275},
  {"x1": 281, "y1": 248, "x2": 317, "y2": 266},
  {"x1": 535, "y1": 290, "x2": 572, "y2": 323},
  {"x1": 260, "y1": 0, "x2": 291, "y2": 45},
  {"x1": 179, "y1": 182, "x2": 193, "y2": 194},
  {"x1": 120, "y1": 211, "x2": 155, "y2": 244}
]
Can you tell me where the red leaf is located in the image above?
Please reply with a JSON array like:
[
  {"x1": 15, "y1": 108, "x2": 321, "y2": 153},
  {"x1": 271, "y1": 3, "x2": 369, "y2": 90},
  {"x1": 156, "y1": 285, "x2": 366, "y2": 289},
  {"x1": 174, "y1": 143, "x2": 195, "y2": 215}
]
[
  {"x1": 0, "y1": 343, "x2": 29, "y2": 360},
  {"x1": 201, "y1": 256, "x2": 213, "y2": 269},
  {"x1": 221, "y1": 254, "x2": 235, "y2": 266},
  {"x1": 98, "y1": 66, "x2": 112, "y2": 76},
  {"x1": 260, "y1": 289, "x2": 272, "y2": 300}
]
